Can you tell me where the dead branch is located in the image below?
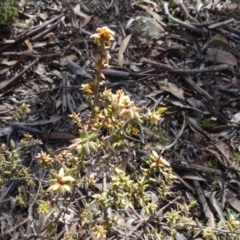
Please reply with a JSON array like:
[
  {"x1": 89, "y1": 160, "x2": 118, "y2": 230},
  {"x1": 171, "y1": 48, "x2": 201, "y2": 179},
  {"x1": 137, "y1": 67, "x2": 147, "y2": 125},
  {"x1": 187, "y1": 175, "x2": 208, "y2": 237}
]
[{"x1": 140, "y1": 58, "x2": 232, "y2": 74}]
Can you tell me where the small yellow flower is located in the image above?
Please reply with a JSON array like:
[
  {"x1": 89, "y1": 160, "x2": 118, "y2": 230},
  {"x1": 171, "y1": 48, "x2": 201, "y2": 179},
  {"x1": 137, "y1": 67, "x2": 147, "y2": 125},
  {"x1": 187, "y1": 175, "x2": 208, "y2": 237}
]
[
  {"x1": 150, "y1": 150, "x2": 170, "y2": 167},
  {"x1": 147, "y1": 109, "x2": 161, "y2": 125},
  {"x1": 91, "y1": 224, "x2": 107, "y2": 240},
  {"x1": 111, "y1": 92, "x2": 140, "y2": 120},
  {"x1": 57, "y1": 150, "x2": 72, "y2": 160},
  {"x1": 111, "y1": 90, "x2": 127, "y2": 109},
  {"x1": 47, "y1": 168, "x2": 75, "y2": 195},
  {"x1": 102, "y1": 88, "x2": 112, "y2": 101},
  {"x1": 38, "y1": 200, "x2": 51, "y2": 214},
  {"x1": 18, "y1": 103, "x2": 31, "y2": 115},
  {"x1": 229, "y1": 214, "x2": 240, "y2": 229},
  {"x1": 203, "y1": 228, "x2": 215, "y2": 240},
  {"x1": 118, "y1": 99, "x2": 140, "y2": 121},
  {"x1": 81, "y1": 82, "x2": 96, "y2": 94},
  {"x1": 93, "y1": 192, "x2": 107, "y2": 203},
  {"x1": 90, "y1": 26, "x2": 115, "y2": 47},
  {"x1": 85, "y1": 174, "x2": 95, "y2": 185},
  {"x1": 69, "y1": 112, "x2": 81, "y2": 121},
  {"x1": 36, "y1": 151, "x2": 52, "y2": 166},
  {"x1": 119, "y1": 105, "x2": 139, "y2": 121}
]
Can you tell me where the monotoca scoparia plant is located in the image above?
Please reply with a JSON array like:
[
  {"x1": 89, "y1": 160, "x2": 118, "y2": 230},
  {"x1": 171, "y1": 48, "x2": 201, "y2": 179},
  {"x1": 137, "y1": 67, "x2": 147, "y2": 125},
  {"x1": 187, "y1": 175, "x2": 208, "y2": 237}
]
[
  {"x1": 36, "y1": 27, "x2": 176, "y2": 239},
  {"x1": 0, "y1": 26, "x2": 239, "y2": 239}
]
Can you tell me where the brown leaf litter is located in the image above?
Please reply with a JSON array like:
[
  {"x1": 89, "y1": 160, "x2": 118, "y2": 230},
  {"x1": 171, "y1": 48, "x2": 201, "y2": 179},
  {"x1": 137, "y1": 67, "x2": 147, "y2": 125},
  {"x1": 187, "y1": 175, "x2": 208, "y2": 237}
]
[{"x1": 1, "y1": 0, "x2": 240, "y2": 239}]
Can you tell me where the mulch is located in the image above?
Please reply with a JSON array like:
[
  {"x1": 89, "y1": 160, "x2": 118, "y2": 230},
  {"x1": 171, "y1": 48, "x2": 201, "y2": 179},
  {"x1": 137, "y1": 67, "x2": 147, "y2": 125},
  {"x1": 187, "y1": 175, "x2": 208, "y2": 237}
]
[{"x1": 0, "y1": 0, "x2": 240, "y2": 239}]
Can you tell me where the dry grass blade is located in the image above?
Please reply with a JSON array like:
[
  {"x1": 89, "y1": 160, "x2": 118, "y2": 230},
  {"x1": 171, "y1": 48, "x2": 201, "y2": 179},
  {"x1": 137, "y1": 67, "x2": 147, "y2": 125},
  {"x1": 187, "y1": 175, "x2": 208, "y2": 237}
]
[{"x1": 118, "y1": 34, "x2": 132, "y2": 68}]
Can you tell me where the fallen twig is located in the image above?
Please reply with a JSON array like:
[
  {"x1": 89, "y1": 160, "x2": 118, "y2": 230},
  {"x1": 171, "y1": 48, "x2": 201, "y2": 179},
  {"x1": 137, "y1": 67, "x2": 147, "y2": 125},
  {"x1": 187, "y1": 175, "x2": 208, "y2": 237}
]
[
  {"x1": 169, "y1": 60, "x2": 213, "y2": 101},
  {"x1": 0, "y1": 59, "x2": 39, "y2": 90},
  {"x1": 1, "y1": 52, "x2": 61, "y2": 59},
  {"x1": 163, "y1": 2, "x2": 207, "y2": 34},
  {"x1": 140, "y1": 58, "x2": 232, "y2": 74},
  {"x1": 0, "y1": 13, "x2": 64, "y2": 53},
  {"x1": 31, "y1": 19, "x2": 62, "y2": 41}
]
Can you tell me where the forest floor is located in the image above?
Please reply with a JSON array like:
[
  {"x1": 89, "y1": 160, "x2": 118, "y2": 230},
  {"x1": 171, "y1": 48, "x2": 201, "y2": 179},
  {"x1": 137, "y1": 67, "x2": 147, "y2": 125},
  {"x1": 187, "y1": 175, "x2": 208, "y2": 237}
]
[{"x1": 1, "y1": 0, "x2": 240, "y2": 239}]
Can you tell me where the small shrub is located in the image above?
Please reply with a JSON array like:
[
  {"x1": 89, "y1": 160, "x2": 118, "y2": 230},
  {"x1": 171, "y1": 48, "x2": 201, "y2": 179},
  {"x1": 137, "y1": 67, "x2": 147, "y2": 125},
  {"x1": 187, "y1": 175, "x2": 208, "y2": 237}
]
[{"x1": 0, "y1": 0, "x2": 27, "y2": 25}]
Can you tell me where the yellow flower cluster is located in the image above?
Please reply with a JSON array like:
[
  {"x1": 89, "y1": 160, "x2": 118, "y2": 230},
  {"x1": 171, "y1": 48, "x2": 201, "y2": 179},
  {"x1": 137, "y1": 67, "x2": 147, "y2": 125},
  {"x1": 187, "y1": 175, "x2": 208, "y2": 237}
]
[
  {"x1": 150, "y1": 150, "x2": 170, "y2": 168},
  {"x1": 147, "y1": 109, "x2": 161, "y2": 125},
  {"x1": 90, "y1": 26, "x2": 115, "y2": 47},
  {"x1": 104, "y1": 89, "x2": 141, "y2": 121},
  {"x1": 47, "y1": 167, "x2": 75, "y2": 196},
  {"x1": 89, "y1": 26, "x2": 115, "y2": 81}
]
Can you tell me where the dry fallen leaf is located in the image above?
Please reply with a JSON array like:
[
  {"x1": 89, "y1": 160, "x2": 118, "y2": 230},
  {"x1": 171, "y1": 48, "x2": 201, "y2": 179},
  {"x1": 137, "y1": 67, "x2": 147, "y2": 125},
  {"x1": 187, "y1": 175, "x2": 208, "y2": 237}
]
[
  {"x1": 24, "y1": 38, "x2": 33, "y2": 50},
  {"x1": 205, "y1": 48, "x2": 238, "y2": 66},
  {"x1": 202, "y1": 34, "x2": 229, "y2": 50},
  {"x1": 59, "y1": 55, "x2": 78, "y2": 67},
  {"x1": 81, "y1": 15, "x2": 92, "y2": 28},
  {"x1": 0, "y1": 67, "x2": 11, "y2": 75},
  {"x1": 228, "y1": 198, "x2": 240, "y2": 213},
  {"x1": 43, "y1": 131, "x2": 76, "y2": 140},
  {"x1": 158, "y1": 81, "x2": 185, "y2": 100},
  {"x1": 118, "y1": 34, "x2": 132, "y2": 68},
  {"x1": 205, "y1": 191, "x2": 225, "y2": 221},
  {"x1": 0, "y1": 59, "x2": 18, "y2": 66},
  {"x1": 67, "y1": 59, "x2": 93, "y2": 78},
  {"x1": 227, "y1": 3, "x2": 239, "y2": 11}
]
